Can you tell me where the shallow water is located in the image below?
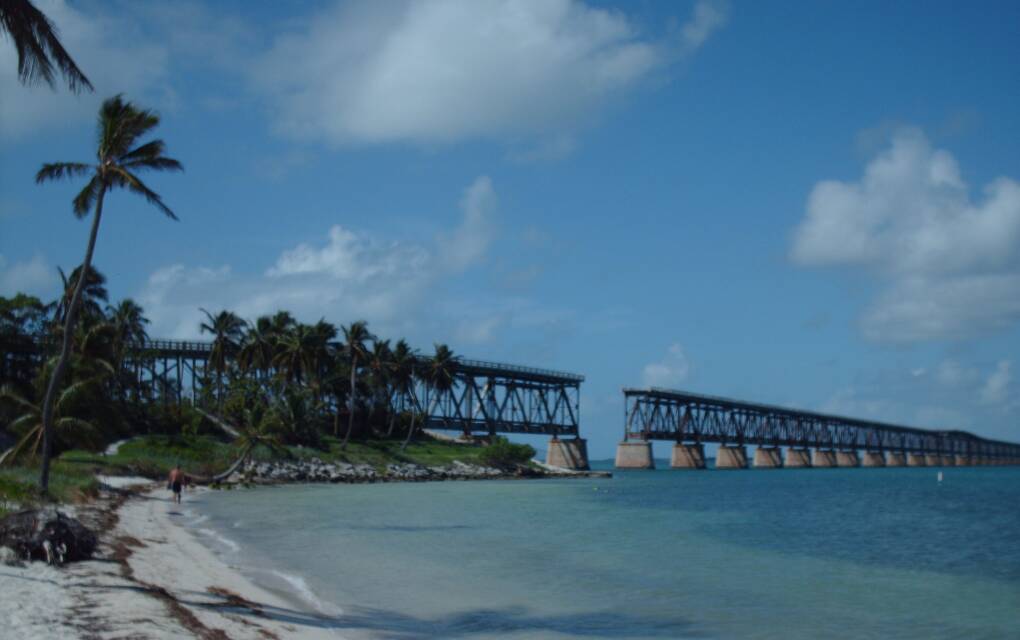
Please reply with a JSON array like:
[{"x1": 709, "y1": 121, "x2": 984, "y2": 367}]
[{"x1": 187, "y1": 464, "x2": 1020, "y2": 639}]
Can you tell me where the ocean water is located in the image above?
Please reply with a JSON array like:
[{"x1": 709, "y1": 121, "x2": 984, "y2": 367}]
[{"x1": 183, "y1": 463, "x2": 1020, "y2": 639}]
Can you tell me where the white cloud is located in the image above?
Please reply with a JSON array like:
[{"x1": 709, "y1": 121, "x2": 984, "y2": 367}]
[
  {"x1": 0, "y1": 254, "x2": 57, "y2": 296},
  {"x1": 138, "y1": 176, "x2": 499, "y2": 340},
  {"x1": 981, "y1": 360, "x2": 1011, "y2": 405},
  {"x1": 253, "y1": 0, "x2": 726, "y2": 146},
  {"x1": 791, "y1": 128, "x2": 1020, "y2": 341},
  {"x1": 437, "y1": 176, "x2": 496, "y2": 271},
  {"x1": 0, "y1": 0, "x2": 171, "y2": 139},
  {"x1": 642, "y1": 343, "x2": 691, "y2": 388}
]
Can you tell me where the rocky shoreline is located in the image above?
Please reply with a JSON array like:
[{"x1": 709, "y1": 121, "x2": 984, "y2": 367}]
[{"x1": 230, "y1": 458, "x2": 610, "y2": 485}]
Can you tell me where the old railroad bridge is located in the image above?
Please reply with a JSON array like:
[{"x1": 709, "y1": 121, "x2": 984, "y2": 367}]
[
  {"x1": 616, "y1": 387, "x2": 1020, "y2": 469},
  {"x1": 5, "y1": 337, "x2": 1020, "y2": 470}
]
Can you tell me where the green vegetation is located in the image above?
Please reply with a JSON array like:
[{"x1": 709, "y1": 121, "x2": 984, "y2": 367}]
[{"x1": 479, "y1": 437, "x2": 537, "y2": 469}]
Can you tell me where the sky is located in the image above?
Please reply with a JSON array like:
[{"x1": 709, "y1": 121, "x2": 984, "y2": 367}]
[{"x1": 1, "y1": 0, "x2": 1019, "y2": 458}]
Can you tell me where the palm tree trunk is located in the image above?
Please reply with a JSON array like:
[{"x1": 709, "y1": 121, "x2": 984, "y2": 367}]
[
  {"x1": 401, "y1": 390, "x2": 435, "y2": 452},
  {"x1": 341, "y1": 355, "x2": 357, "y2": 449},
  {"x1": 40, "y1": 186, "x2": 106, "y2": 492}
]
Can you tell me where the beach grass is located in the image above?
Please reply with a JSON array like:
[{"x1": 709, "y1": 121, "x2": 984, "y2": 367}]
[{"x1": 0, "y1": 461, "x2": 101, "y2": 508}]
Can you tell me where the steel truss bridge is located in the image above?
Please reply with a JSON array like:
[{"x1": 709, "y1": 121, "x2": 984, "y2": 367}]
[
  {"x1": 624, "y1": 387, "x2": 1020, "y2": 460},
  {"x1": 2, "y1": 338, "x2": 583, "y2": 437}
]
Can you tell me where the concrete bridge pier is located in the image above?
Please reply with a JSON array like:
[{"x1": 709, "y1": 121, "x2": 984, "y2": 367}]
[
  {"x1": 670, "y1": 443, "x2": 706, "y2": 469},
  {"x1": 940, "y1": 455, "x2": 955, "y2": 466},
  {"x1": 836, "y1": 450, "x2": 860, "y2": 467},
  {"x1": 812, "y1": 449, "x2": 837, "y2": 467},
  {"x1": 753, "y1": 447, "x2": 783, "y2": 468},
  {"x1": 785, "y1": 448, "x2": 812, "y2": 468},
  {"x1": 953, "y1": 454, "x2": 971, "y2": 467},
  {"x1": 907, "y1": 453, "x2": 926, "y2": 466},
  {"x1": 615, "y1": 440, "x2": 655, "y2": 469},
  {"x1": 887, "y1": 452, "x2": 906, "y2": 466},
  {"x1": 715, "y1": 445, "x2": 749, "y2": 469},
  {"x1": 925, "y1": 454, "x2": 941, "y2": 466},
  {"x1": 546, "y1": 437, "x2": 590, "y2": 470},
  {"x1": 862, "y1": 451, "x2": 886, "y2": 467}
]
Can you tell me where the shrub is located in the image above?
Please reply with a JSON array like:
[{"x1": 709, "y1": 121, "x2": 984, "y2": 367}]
[{"x1": 478, "y1": 437, "x2": 535, "y2": 469}]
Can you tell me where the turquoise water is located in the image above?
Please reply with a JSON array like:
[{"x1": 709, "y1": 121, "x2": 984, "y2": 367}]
[{"x1": 186, "y1": 464, "x2": 1020, "y2": 639}]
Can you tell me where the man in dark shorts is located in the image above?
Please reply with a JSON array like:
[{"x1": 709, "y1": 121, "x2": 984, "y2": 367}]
[{"x1": 168, "y1": 464, "x2": 186, "y2": 504}]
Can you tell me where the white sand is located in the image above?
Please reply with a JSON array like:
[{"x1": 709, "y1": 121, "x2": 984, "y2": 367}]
[{"x1": 1, "y1": 481, "x2": 349, "y2": 639}]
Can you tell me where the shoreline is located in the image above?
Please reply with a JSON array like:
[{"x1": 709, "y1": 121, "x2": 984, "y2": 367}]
[{"x1": 1, "y1": 478, "x2": 347, "y2": 639}]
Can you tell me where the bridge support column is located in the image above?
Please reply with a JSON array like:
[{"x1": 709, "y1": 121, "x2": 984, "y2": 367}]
[
  {"x1": 886, "y1": 452, "x2": 906, "y2": 466},
  {"x1": 715, "y1": 445, "x2": 748, "y2": 469},
  {"x1": 812, "y1": 449, "x2": 837, "y2": 467},
  {"x1": 753, "y1": 447, "x2": 783, "y2": 468},
  {"x1": 940, "y1": 455, "x2": 955, "y2": 466},
  {"x1": 907, "y1": 453, "x2": 926, "y2": 466},
  {"x1": 546, "y1": 437, "x2": 590, "y2": 470},
  {"x1": 953, "y1": 454, "x2": 971, "y2": 467},
  {"x1": 836, "y1": 450, "x2": 860, "y2": 467},
  {"x1": 670, "y1": 443, "x2": 706, "y2": 469},
  {"x1": 785, "y1": 448, "x2": 812, "y2": 468},
  {"x1": 615, "y1": 441, "x2": 654, "y2": 469},
  {"x1": 862, "y1": 451, "x2": 886, "y2": 467},
  {"x1": 925, "y1": 454, "x2": 941, "y2": 466}
]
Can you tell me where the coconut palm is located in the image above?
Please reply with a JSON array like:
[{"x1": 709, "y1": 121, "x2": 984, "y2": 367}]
[
  {"x1": 1, "y1": 0, "x2": 92, "y2": 92},
  {"x1": 238, "y1": 316, "x2": 276, "y2": 379},
  {"x1": 34, "y1": 95, "x2": 182, "y2": 492},
  {"x1": 340, "y1": 320, "x2": 374, "y2": 449},
  {"x1": 365, "y1": 339, "x2": 392, "y2": 433},
  {"x1": 199, "y1": 308, "x2": 245, "y2": 408},
  {"x1": 388, "y1": 339, "x2": 416, "y2": 438},
  {"x1": 0, "y1": 380, "x2": 101, "y2": 466},
  {"x1": 54, "y1": 264, "x2": 108, "y2": 326},
  {"x1": 273, "y1": 323, "x2": 317, "y2": 386},
  {"x1": 402, "y1": 343, "x2": 458, "y2": 451},
  {"x1": 107, "y1": 298, "x2": 149, "y2": 347}
]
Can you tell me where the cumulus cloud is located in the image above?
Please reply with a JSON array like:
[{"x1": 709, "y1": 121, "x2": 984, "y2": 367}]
[
  {"x1": 0, "y1": 254, "x2": 57, "y2": 296},
  {"x1": 642, "y1": 343, "x2": 691, "y2": 388},
  {"x1": 981, "y1": 360, "x2": 1012, "y2": 405},
  {"x1": 791, "y1": 128, "x2": 1020, "y2": 341},
  {"x1": 253, "y1": 0, "x2": 726, "y2": 146},
  {"x1": 137, "y1": 177, "x2": 498, "y2": 340},
  {"x1": 0, "y1": 0, "x2": 170, "y2": 139}
]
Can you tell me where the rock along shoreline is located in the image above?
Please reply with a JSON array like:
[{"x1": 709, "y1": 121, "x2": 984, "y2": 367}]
[{"x1": 231, "y1": 458, "x2": 611, "y2": 485}]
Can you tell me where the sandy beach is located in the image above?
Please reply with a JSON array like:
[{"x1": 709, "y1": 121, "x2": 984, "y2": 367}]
[{"x1": 0, "y1": 478, "x2": 345, "y2": 639}]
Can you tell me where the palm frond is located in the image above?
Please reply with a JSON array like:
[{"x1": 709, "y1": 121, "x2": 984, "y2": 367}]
[
  {"x1": 0, "y1": 384, "x2": 38, "y2": 413},
  {"x1": 35, "y1": 161, "x2": 92, "y2": 183},
  {"x1": 122, "y1": 156, "x2": 184, "y2": 172},
  {"x1": 109, "y1": 167, "x2": 177, "y2": 219},
  {"x1": 1, "y1": 0, "x2": 93, "y2": 92},
  {"x1": 118, "y1": 139, "x2": 165, "y2": 163},
  {"x1": 71, "y1": 175, "x2": 101, "y2": 218}
]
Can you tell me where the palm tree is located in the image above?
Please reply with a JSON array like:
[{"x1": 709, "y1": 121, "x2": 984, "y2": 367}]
[
  {"x1": 366, "y1": 339, "x2": 392, "y2": 433},
  {"x1": 54, "y1": 264, "x2": 108, "y2": 325},
  {"x1": 107, "y1": 298, "x2": 149, "y2": 347},
  {"x1": 273, "y1": 323, "x2": 317, "y2": 386},
  {"x1": 238, "y1": 316, "x2": 276, "y2": 380},
  {"x1": 402, "y1": 343, "x2": 458, "y2": 451},
  {"x1": 340, "y1": 320, "x2": 373, "y2": 449},
  {"x1": 0, "y1": 379, "x2": 101, "y2": 466},
  {"x1": 388, "y1": 339, "x2": 416, "y2": 438},
  {"x1": 199, "y1": 308, "x2": 245, "y2": 408},
  {"x1": 1, "y1": 0, "x2": 92, "y2": 92},
  {"x1": 34, "y1": 95, "x2": 182, "y2": 492}
]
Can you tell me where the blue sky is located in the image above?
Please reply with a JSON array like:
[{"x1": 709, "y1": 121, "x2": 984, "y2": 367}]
[{"x1": 2, "y1": 0, "x2": 1018, "y2": 458}]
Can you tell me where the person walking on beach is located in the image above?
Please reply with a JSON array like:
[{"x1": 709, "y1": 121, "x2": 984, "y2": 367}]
[{"x1": 168, "y1": 464, "x2": 187, "y2": 504}]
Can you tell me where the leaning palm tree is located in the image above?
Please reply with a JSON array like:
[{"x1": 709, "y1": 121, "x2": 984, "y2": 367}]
[
  {"x1": 340, "y1": 320, "x2": 374, "y2": 449},
  {"x1": 35, "y1": 95, "x2": 182, "y2": 492},
  {"x1": 1, "y1": 0, "x2": 92, "y2": 92},
  {"x1": 199, "y1": 308, "x2": 245, "y2": 408},
  {"x1": 401, "y1": 343, "x2": 458, "y2": 451}
]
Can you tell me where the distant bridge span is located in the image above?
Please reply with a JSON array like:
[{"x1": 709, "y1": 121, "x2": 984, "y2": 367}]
[{"x1": 617, "y1": 387, "x2": 1020, "y2": 469}]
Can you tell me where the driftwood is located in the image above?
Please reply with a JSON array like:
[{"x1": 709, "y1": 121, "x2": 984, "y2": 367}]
[{"x1": 0, "y1": 509, "x2": 97, "y2": 565}]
